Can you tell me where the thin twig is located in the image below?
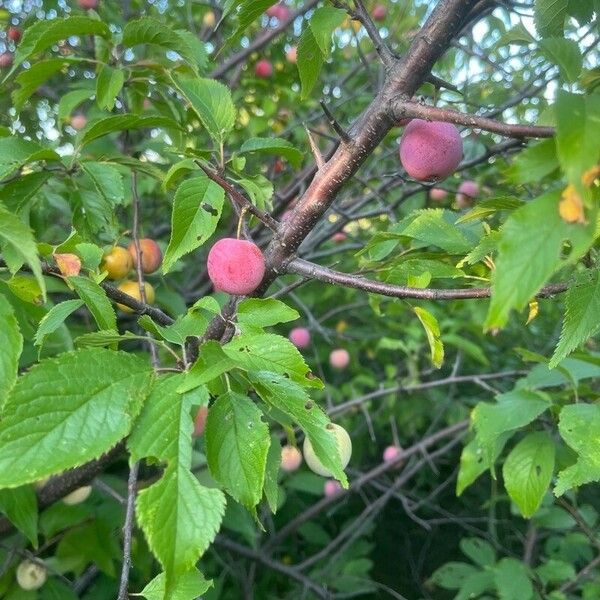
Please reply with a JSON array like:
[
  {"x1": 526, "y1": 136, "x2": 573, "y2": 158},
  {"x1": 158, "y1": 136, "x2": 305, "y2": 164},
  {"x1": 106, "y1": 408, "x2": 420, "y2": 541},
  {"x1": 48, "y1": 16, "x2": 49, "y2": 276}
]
[{"x1": 117, "y1": 462, "x2": 139, "y2": 600}]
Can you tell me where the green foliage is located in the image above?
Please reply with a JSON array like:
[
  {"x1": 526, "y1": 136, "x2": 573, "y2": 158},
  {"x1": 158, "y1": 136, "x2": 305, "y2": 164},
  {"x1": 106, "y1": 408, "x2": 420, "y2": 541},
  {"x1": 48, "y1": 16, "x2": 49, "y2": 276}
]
[{"x1": 0, "y1": 295, "x2": 22, "y2": 408}]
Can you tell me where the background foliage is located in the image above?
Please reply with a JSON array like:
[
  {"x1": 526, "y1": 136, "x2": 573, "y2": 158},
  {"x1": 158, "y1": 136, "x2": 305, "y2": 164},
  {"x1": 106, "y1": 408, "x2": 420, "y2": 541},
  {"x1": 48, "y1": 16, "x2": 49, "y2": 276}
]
[{"x1": 0, "y1": 0, "x2": 599, "y2": 598}]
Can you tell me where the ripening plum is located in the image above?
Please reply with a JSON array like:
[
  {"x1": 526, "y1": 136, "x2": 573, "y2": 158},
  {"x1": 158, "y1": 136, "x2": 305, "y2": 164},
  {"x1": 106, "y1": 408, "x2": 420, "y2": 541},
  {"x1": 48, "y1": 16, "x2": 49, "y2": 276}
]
[
  {"x1": 303, "y1": 423, "x2": 352, "y2": 477},
  {"x1": 202, "y1": 10, "x2": 216, "y2": 27},
  {"x1": 78, "y1": 0, "x2": 98, "y2": 9},
  {"x1": 0, "y1": 52, "x2": 13, "y2": 68},
  {"x1": 16, "y1": 560, "x2": 47, "y2": 591},
  {"x1": 457, "y1": 180, "x2": 479, "y2": 199},
  {"x1": 255, "y1": 59, "x2": 273, "y2": 78},
  {"x1": 429, "y1": 188, "x2": 448, "y2": 202},
  {"x1": 62, "y1": 485, "x2": 92, "y2": 505},
  {"x1": 117, "y1": 281, "x2": 155, "y2": 313},
  {"x1": 399, "y1": 119, "x2": 463, "y2": 182},
  {"x1": 266, "y1": 3, "x2": 290, "y2": 20},
  {"x1": 70, "y1": 114, "x2": 87, "y2": 130},
  {"x1": 332, "y1": 232, "x2": 347, "y2": 243},
  {"x1": 372, "y1": 5, "x2": 386, "y2": 21},
  {"x1": 281, "y1": 445, "x2": 303, "y2": 472},
  {"x1": 7, "y1": 27, "x2": 22, "y2": 42},
  {"x1": 101, "y1": 246, "x2": 133, "y2": 280},
  {"x1": 193, "y1": 406, "x2": 208, "y2": 437},
  {"x1": 289, "y1": 327, "x2": 311, "y2": 349},
  {"x1": 128, "y1": 238, "x2": 162, "y2": 274},
  {"x1": 383, "y1": 445, "x2": 403, "y2": 464},
  {"x1": 329, "y1": 348, "x2": 350, "y2": 370},
  {"x1": 324, "y1": 479, "x2": 342, "y2": 497},
  {"x1": 286, "y1": 46, "x2": 297, "y2": 64},
  {"x1": 207, "y1": 238, "x2": 266, "y2": 296}
]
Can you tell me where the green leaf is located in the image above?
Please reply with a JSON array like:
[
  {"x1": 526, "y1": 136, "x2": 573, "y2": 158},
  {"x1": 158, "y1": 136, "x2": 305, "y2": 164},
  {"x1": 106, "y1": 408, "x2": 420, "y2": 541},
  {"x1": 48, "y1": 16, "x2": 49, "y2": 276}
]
[
  {"x1": 128, "y1": 374, "x2": 208, "y2": 465},
  {"x1": 535, "y1": 559, "x2": 576, "y2": 586},
  {"x1": 459, "y1": 538, "x2": 496, "y2": 568},
  {"x1": 503, "y1": 432, "x2": 555, "y2": 517},
  {"x1": 555, "y1": 403, "x2": 600, "y2": 496},
  {"x1": 12, "y1": 59, "x2": 68, "y2": 111},
  {"x1": 472, "y1": 391, "x2": 550, "y2": 469},
  {"x1": 7, "y1": 275, "x2": 43, "y2": 305},
  {"x1": 123, "y1": 18, "x2": 208, "y2": 73},
  {"x1": 75, "y1": 329, "x2": 141, "y2": 348},
  {"x1": 0, "y1": 348, "x2": 153, "y2": 488},
  {"x1": 139, "y1": 569, "x2": 212, "y2": 600},
  {"x1": 493, "y1": 558, "x2": 533, "y2": 600},
  {"x1": 0, "y1": 486, "x2": 38, "y2": 547},
  {"x1": 0, "y1": 137, "x2": 59, "y2": 180},
  {"x1": 69, "y1": 276, "x2": 117, "y2": 331},
  {"x1": 237, "y1": 298, "x2": 299, "y2": 329},
  {"x1": 456, "y1": 197, "x2": 525, "y2": 224},
  {"x1": 393, "y1": 209, "x2": 476, "y2": 254},
  {"x1": 249, "y1": 372, "x2": 347, "y2": 486},
  {"x1": 297, "y1": 7, "x2": 346, "y2": 99},
  {"x1": 0, "y1": 203, "x2": 45, "y2": 301},
  {"x1": 414, "y1": 307, "x2": 444, "y2": 369},
  {"x1": 486, "y1": 192, "x2": 595, "y2": 329},
  {"x1": 551, "y1": 271, "x2": 600, "y2": 367},
  {"x1": 162, "y1": 176, "x2": 224, "y2": 273},
  {"x1": 80, "y1": 161, "x2": 124, "y2": 205},
  {"x1": 239, "y1": 138, "x2": 304, "y2": 168},
  {"x1": 58, "y1": 88, "x2": 94, "y2": 122},
  {"x1": 534, "y1": 0, "x2": 568, "y2": 37},
  {"x1": 12, "y1": 17, "x2": 110, "y2": 69},
  {"x1": 80, "y1": 115, "x2": 180, "y2": 146},
  {"x1": 174, "y1": 77, "x2": 235, "y2": 145},
  {"x1": 429, "y1": 562, "x2": 479, "y2": 590},
  {"x1": 555, "y1": 91, "x2": 600, "y2": 183},
  {"x1": 264, "y1": 433, "x2": 281, "y2": 513},
  {"x1": 539, "y1": 38, "x2": 582, "y2": 82},
  {"x1": 205, "y1": 391, "x2": 271, "y2": 511},
  {"x1": 176, "y1": 341, "x2": 238, "y2": 393},
  {"x1": 236, "y1": 175, "x2": 274, "y2": 213},
  {"x1": 136, "y1": 464, "x2": 225, "y2": 586},
  {"x1": 34, "y1": 299, "x2": 84, "y2": 349},
  {"x1": 505, "y1": 138, "x2": 559, "y2": 184},
  {"x1": 0, "y1": 171, "x2": 50, "y2": 213},
  {"x1": 0, "y1": 295, "x2": 22, "y2": 409},
  {"x1": 225, "y1": 0, "x2": 279, "y2": 49},
  {"x1": 457, "y1": 434, "x2": 508, "y2": 495},
  {"x1": 95, "y1": 65, "x2": 125, "y2": 111},
  {"x1": 223, "y1": 332, "x2": 321, "y2": 388}
]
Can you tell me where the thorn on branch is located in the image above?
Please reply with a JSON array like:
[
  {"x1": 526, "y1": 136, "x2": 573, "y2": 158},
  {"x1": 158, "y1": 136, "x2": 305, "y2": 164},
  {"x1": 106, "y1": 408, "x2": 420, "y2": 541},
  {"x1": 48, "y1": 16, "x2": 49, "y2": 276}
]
[
  {"x1": 304, "y1": 125, "x2": 325, "y2": 171},
  {"x1": 319, "y1": 100, "x2": 352, "y2": 144}
]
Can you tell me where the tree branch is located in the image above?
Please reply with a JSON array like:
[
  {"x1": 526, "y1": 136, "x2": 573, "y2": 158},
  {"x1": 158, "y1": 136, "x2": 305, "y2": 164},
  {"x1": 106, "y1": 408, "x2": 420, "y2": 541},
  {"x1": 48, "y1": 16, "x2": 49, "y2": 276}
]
[
  {"x1": 391, "y1": 100, "x2": 555, "y2": 138},
  {"x1": 287, "y1": 257, "x2": 569, "y2": 301}
]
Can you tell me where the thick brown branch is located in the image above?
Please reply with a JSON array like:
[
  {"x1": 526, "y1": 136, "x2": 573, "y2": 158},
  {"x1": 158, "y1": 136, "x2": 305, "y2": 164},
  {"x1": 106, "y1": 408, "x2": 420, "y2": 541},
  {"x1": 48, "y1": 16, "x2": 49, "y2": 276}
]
[
  {"x1": 287, "y1": 258, "x2": 569, "y2": 301},
  {"x1": 391, "y1": 101, "x2": 555, "y2": 138}
]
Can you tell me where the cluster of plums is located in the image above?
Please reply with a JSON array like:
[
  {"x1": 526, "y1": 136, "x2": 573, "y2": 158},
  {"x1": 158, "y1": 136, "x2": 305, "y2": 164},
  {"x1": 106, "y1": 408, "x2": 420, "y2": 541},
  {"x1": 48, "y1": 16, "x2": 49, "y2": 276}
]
[{"x1": 100, "y1": 239, "x2": 162, "y2": 311}]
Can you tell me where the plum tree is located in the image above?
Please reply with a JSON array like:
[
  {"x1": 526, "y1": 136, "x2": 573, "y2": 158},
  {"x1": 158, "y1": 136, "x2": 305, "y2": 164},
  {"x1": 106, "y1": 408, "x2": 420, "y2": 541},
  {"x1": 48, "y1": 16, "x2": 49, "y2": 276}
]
[
  {"x1": 255, "y1": 59, "x2": 273, "y2": 78},
  {"x1": 70, "y1": 114, "x2": 87, "y2": 130},
  {"x1": 117, "y1": 281, "x2": 155, "y2": 312},
  {"x1": 16, "y1": 560, "x2": 47, "y2": 591},
  {"x1": 128, "y1": 238, "x2": 162, "y2": 274},
  {"x1": 100, "y1": 246, "x2": 133, "y2": 280},
  {"x1": 193, "y1": 406, "x2": 208, "y2": 437},
  {"x1": 303, "y1": 424, "x2": 352, "y2": 477},
  {"x1": 429, "y1": 188, "x2": 448, "y2": 202},
  {"x1": 280, "y1": 445, "x2": 303, "y2": 472},
  {"x1": 372, "y1": 5, "x2": 387, "y2": 21},
  {"x1": 324, "y1": 479, "x2": 342, "y2": 497},
  {"x1": 207, "y1": 238, "x2": 265, "y2": 296},
  {"x1": 0, "y1": 53, "x2": 13, "y2": 68},
  {"x1": 329, "y1": 348, "x2": 350, "y2": 370},
  {"x1": 77, "y1": 0, "x2": 98, "y2": 9},
  {"x1": 7, "y1": 26, "x2": 21, "y2": 42},
  {"x1": 399, "y1": 119, "x2": 463, "y2": 181},
  {"x1": 289, "y1": 327, "x2": 311, "y2": 349},
  {"x1": 62, "y1": 485, "x2": 92, "y2": 505}
]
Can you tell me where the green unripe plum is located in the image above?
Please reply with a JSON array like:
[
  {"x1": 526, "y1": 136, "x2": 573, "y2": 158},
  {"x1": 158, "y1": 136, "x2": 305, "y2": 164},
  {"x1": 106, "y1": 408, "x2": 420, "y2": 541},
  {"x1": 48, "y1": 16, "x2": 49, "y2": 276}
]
[
  {"x1": 16, "y1": 560, "x2": 47, "y2": 591},
  {"x1": 303, "y1": 424, "x2": 352, "y2": 477}
]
